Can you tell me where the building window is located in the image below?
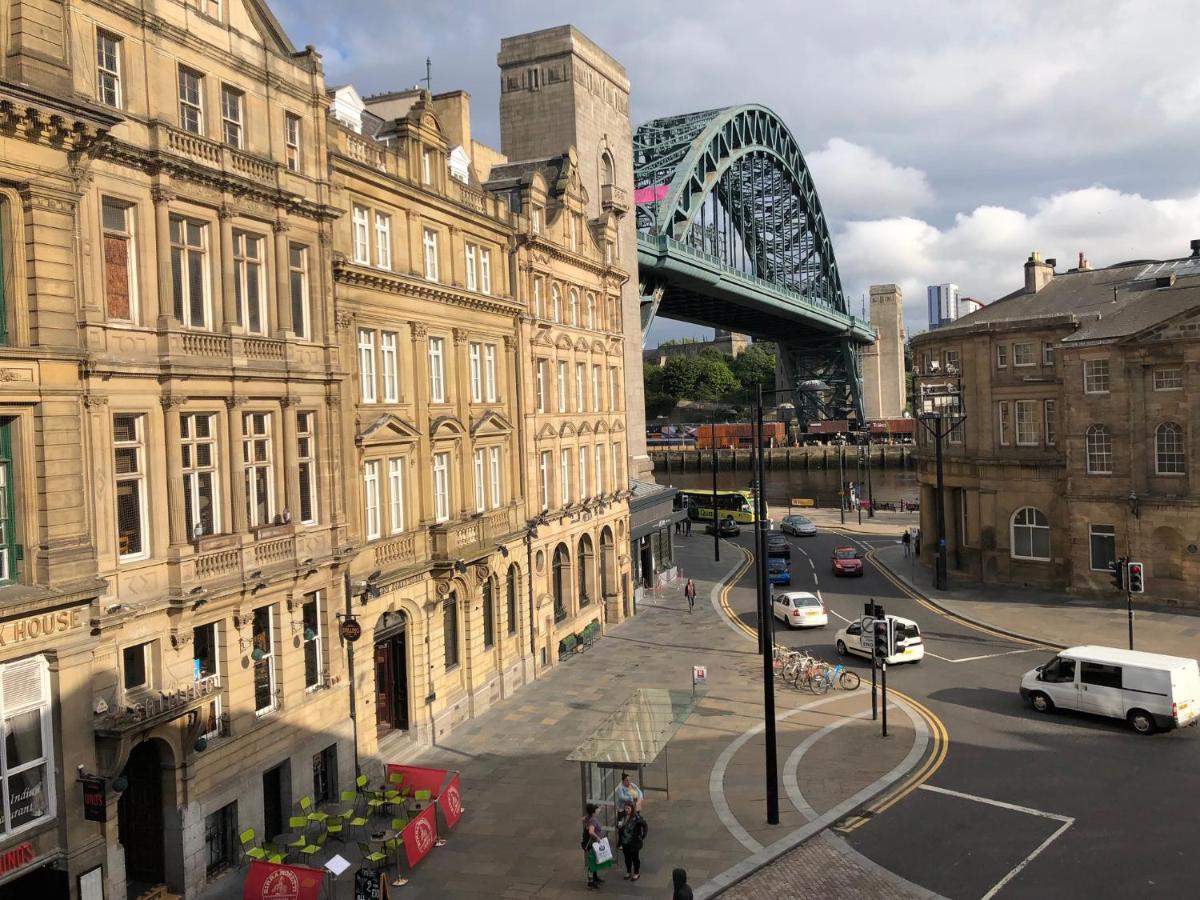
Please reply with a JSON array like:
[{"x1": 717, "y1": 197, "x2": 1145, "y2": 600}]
[
  {"x1": 428, "y1": 337, "x2": 446, "y2": 403},
  {"x1": 579, "y1": 447, "x2": 589, "y2": 499},
  {"x1": 284, "y1": 113, "x2": 301, "y2": 172},
  {"x1": 575, "y1": 363, "x2": 585, "y2": 412},
  {"x1": 422, "y1": 150, "x2": 434, "y2": 185},
  {"x1": 363, "y1": 460, "x2": 381, "y2": 540},
  {"x1": 489, "y1": 446, "x2": 501, "y2": 508},
  {"x1": 433, "y1": 452, "x2": 450, "y2": 523},
  {"x1": 114, "y1": 413, "x2": 148, "y2": 561},
  {"x1": 220, "y1": 85, "x2": 243, "y2": 148},
  {"x1": 232, "y1": 232, "x2": 266, "y2": 334},
  {"x1": 190, "y1": 0, "x2": 222, "y2": 17},
  {"x1": 569, "y1": 289, "x2": 579, "y2": 327},
  {"x1": 560, "y1": 449, "x2": 571, "y2": 506},
  {"x1": 122, "y1": 642, "x2": 149, "y2": 692},
  {"x1": 303, "y1": 592, "x2": 323, "y2": 690},
  {"x1": 531, "y1": 207, "x2": 542, "y2": 234},
  {"x1": 480, "y1": 249, "x2": 492, "y2": 295},
  {"x1": 423, "y1": 229, "x2": 439, "y2": 282},
  {"x1": 594, "y1": 444, "x2": 604, "y2": 496},
  {"x1": 591, "y1": 366, "x2": 601, "y2": 412},
  {"x1": 473, "y1": 448, "x2": 486, "y2": 514},
  {"x1": 569, "y1": 215, "x2": 578, "y2": 252},
  {"x1": 943, "y1": 349, "x2": 960, "y2": 372},
  {"x1": 297, "y1": 411, "x2": 317, "y2": 525},
  {"x1": 443, "y1": 594, "x2": 459, "y2": 669},
  {"x1": 357, "y1": 329, "x2": 376, "y2": 403},
  {"x1": 609, "y1": 367, "x2": 618, "y2": 410},
  {"x1": 252, "y1": 605, "x2": 276, "y2": 715},
  {"x1": 193, "y1": 622, "x2": 222, "y2": 740},
  {"x1": 1153, "y1": 368, "x2": 1183, "y2": 391},
  {"x1": 351, "y1": 205, "x2": 370, "y2": 265},
  {"x1": 374, "y1": 213, "x2": 392, "y2": 270},
  {"x1": 506, "y1": 565, "x2": 518, "y2": 635},
  {"x1": 586, "y1": 295, "x2": 595, "y2": 330},
  {"x1": 101, "y1": 198, "x2": 137, "y2": 321},
  {"x1": 242, "y1": 412, "x2": 274, "y2": 527},
  {"x1": 1014, "y1": 400, "x2": 1037, "y2": 446},
  {"x1": 536, "y1": 360, "x2": 547, "y2": 413},
  {"x1": 181, "y1": 413, "x2": 219, "y2": 538},
  {"x1": 1012, "y1": 343, "x2": 1034, "y2": 367},
  {"x1": 533, "y1": 278, "x2": 543, "y2": 317},
  {"x1": 380, "y1": 332, "x2": 398, "y2": 403},
  {"x1": 957, "y1": 490, "x2": 969, "y2": 548},
  {"x1": 169, "y1": 216, "x2": 210, "y2": 329},
  {"x1": 484, "y1": 345, "x2": 497, "y2": 402},
  {"x1": 949, "y1": 417, "x2": 964, "y2": 445},
  {"x1": 1044, "y1": 400, "x2": 1056, "y2": 446},
  {"x1": 1010, "y1": 507, "x2": 1050, "y2": 561},
  {"x1": 1083, "y1": 359, "x2": 1110, "y2": 394},
  {"x1": 551, "y1": 286, "x2": 561, "y2": 323},
  {"x1": 1085, "y1": 425, "x2": 1112, "y2": 474},
  {"x1": 557, "y1": 361, "x2": 568, "y2": 413},
  {"x1": 1155, "y1": 422, "x2": 1186, "y2": 475},
  {"x1": 312, "y1": 744, "x2": 336, "y2": 806},
  {"x1": 482, "y1": 579, "x2": 495, "y2": 649},
  {"x1": 552, "y1": 544, "x2": 568, "y2": 621},
  {"x1": 997, "y1": 402, "x2": 1010, "y2": 446},
  {"x1": 612, "y1": 442, "x2": 623, "y2": 491},
  {"x1": 178, "y1": 66, "x2": 204, "y2": 134},
  {"x1": 469, "y1": 343, "x2": 482, "y2": 403},
  {"x1": 1043, "y1": 341, "x2": 1055, "y2": 366},
  {"x1": 465, "y1": 244, "x2": 477, "y2": 292},
  {"x1": 289, "y1": 245, "x2": 309, "y2": 339},
  {"x1": 539, "y1": 451, "x2": 551, "y2": 511},
  {"x1": 0, "y1": 657, "x2": 54, "y2": 838},
  {"x1": 1089, "y1": 524, "x2": 1116, "y2": 572},
  {"x1": 0, "y1": 422, "x2": 17, "y2": 584},
  {"x1": 204, "y1": 802, "x2": 237, "y2": 878},
  {"x1": 996, "y1": 345, "x2": 1007, "y2": 368},
  {"x1": 96, "y1": 31, "x2": 122, "y2": 108},
  {"x1": 388, "y1": 458, "x2": 405, "y2": 533}
]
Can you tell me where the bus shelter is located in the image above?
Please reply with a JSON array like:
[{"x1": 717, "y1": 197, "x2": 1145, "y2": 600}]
[{"x1": 567, "y1": 688, "x2": 700, "y2": 833}]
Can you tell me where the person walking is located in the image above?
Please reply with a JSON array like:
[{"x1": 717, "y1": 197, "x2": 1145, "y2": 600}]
[
  {"x1": 616, "y1": 803, "x2": 648, "y2": 881},
  {"x1": 672, "y1": 868, "x2": 693, "y2": 900},
  {"x1": 684, "y1": 517, "x2": 692, "y2": 536},
  {"x1": 581, "y1": 802, "x2": 609, "y2": 889},
  {"x1": 684, "y1": 579, "x2": 697, "y2": 612},
  {"x1": 901, "y1": 529, "x2": 911, "y2": 558}
]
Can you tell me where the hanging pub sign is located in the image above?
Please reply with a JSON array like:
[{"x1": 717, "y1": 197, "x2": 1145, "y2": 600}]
[
  {"x1": 81, "y1": 776, "x2": 106, "y2": 823},
  {"x1": 340, "y1": 615, "x2": 363, "y2": 642}
]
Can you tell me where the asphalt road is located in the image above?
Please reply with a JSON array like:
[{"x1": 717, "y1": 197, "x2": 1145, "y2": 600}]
[{"x1": 717, "y1": 524, "x2": 1200, "y2": 899}]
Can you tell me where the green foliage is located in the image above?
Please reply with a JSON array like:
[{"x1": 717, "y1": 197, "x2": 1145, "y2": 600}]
[{"x1": 642, "y1": 342, "x2": 777, "y2": 415}]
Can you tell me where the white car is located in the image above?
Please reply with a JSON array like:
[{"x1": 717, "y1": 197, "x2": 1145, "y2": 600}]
[
  {"x1": 834, "y1": 615, "x2": 924, "y2": 664},
  {"x1": 772, "y1": 591, "x2": 828, "y2": 628}
]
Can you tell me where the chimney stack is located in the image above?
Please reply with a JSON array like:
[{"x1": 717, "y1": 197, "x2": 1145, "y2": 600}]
[
  {"x1": 1024, "y1": 250, "x2": 1054, "y2": 293},
  {"x1": 1190, "y1": 239, "x2": 1200, "y2": 258},
  {"x1": 1077, "y1": 251, "x2": 1092, "y2": 271}
]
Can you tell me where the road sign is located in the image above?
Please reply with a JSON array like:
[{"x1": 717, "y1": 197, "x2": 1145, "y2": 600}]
[
  {"x1": 692, "y1": 665, "x2": 708, "y2": 685},
  {"x1": 790, "y1": 498, "x2": 815, "y2": 508}
]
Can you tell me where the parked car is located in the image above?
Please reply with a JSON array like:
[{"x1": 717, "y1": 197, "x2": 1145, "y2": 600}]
[
  {"x1": 767, "y1": 557, "x2": 791, "y2": 586},
  {"x1": 766, "y1": 532, "x2": 791, "y2": 559},
  {"x1": 772, "y1": 591, "x2": 828, "y2": 628},
  {"x1": 1020, "y1": 646, "x2": 1200, "y2": 734},
  {"x1": 781, "y1": 515, "x2": 817, "y2": 537},
  {"x1": 831, "y1": 546, "x2": 864, "y2": 577},
  {"x1": 834, "y1": 615, "x2": 924, "y2": 664},
  {"x1": 705, "y1": 517, "x2": 741, "y2": 537}
]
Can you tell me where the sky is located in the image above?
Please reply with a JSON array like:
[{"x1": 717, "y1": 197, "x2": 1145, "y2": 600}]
[{"x1": 274, "y1": 0, "x2": 1200, "y2": 344}]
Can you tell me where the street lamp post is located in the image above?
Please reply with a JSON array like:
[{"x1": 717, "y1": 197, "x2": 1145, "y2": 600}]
[
  {"x1": 838, "y1": 443, "x2": 846, "y2": 525},
  {"x1": 753, "y1": 383, "x2": 779, "y2": 825},
  {"x1": 864, "y1": 437, "x2": 875, "y2": 518},
  {"x1": 711, "y1": 417, "x2": 719, "y2": 563},
  {"x1": 915, "y1": 378, "x2": 965, "y2": 592}
]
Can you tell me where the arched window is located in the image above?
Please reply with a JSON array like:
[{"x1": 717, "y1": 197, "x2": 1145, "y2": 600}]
[
  {"x1": 1085, "y1": 425, "x2": 1112, "y2": 474},
  {"x1": 600, "y1": 527, "x2": 614, "y2": 598},
  {"x1": 577, "y1": 534, "x2": 594, "y2": 607},
  {"x1": 1010, "y1": 507, "x2": 1050, "y2": 561},
  {"x1": 551, "y1": 285, "x2": 561, "y2": 323},
  {"x1": 482, "y1": 578, "x2": 495, "y2": 648},
  {"x1": 601, "y1": 152, "x2": 615, "y2": 187},
  {"x1": 506, "y1": 564, "x2": 518, "y2": 635},
  {"x1": 569, "y1": 289, "x2": 579, "y2": 327},
  {"x1": 586, "y1": 294, "x2": 595, "y2": 330},
  {"x1": 1155, "y1": 422, "x2": 1185, "y2": 475},
  {"x1": 552, "y1": 544, "x2": 569, "y2": 621}
]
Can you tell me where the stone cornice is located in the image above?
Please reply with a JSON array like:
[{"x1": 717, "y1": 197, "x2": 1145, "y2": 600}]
[{"x1": 333, "y1": 261, "x2": 524, "y2": 318}]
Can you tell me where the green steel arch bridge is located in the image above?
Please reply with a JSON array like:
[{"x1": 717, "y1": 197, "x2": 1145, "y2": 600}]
[{"x1": 634, "y1": 104, "x2": 875, "y2": 422}]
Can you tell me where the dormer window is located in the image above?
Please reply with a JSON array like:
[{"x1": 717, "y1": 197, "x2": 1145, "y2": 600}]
[
  {"x1": 532, "y1": 206, "x2": 542, "y2": 235},
  {"x1": 422, "y1": 150, "x2": 434, "y2": 185}
]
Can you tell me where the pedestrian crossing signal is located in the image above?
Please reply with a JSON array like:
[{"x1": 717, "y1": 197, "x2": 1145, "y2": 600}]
[{"x1": 1127, "y1": 561, "x2": 1144, "y2": 594}]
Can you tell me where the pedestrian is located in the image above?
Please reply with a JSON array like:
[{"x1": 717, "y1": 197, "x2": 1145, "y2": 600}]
[
  {"x1": 684, "y1": 578, "x2": 697, "y2": 612},
  {"x1": 901, "y1": 529, "x2": 911, "y2": 558},
  {"x1": 684, "y1": 517, "x2": 692, "y2": 536},
  {"x1": 914, "y1": 528, "x2": 922, "y2": 557},
  {"x1": 672, "y1": 868, "x2": 693, "y2": 900},
  {"x1": 615, "y1": 771, "x2": 642, "y2": 812},
  {"x1": 581, "y1": 802, "x2": 609, "y2": 889},
  {"x1": 616, "y1": 802, "x2": 648, "y2": 881}
]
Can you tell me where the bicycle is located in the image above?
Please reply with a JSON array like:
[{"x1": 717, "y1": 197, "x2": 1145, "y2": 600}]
[{"x1": 808, "y1": 663, "x2": 861, "y2": 694}]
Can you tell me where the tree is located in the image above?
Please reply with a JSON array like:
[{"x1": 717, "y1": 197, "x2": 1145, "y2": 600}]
[{"x1": 729, "y1": 343, "x2": 777, "y2": 401}]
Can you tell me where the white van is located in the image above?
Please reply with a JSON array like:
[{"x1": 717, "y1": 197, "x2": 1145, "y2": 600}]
[{"x1": 1020, "y1": 645, "x2": 1200, "y2": 734}]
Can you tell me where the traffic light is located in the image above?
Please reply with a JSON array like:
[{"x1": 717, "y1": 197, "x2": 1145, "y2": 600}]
[
  {"x1": 1127, "y1": 561, "x2": 1145, "y2": 594},
  {"x1": 1109, "y1": 557, "x2": 1125, "y2": 591},
  {"x1": 873, "y1": 618, "x2": 895, "y2": 660}
]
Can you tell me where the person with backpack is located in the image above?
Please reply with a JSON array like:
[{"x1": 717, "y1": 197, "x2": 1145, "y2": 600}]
[{"x1": 616, "y1": 802, "x2": 648, "y2": 881}]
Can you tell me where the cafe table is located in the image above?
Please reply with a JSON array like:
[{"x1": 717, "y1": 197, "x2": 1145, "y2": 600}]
[{"x1": 367, "y1": 829, "x2": 408, "y2": 886}]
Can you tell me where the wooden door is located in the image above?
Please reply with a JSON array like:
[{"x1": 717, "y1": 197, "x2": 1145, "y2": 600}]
[
  {"x1": 119, "y1": 742, "x2": 165, "y2": 885},
  {"x1": 374, "y1": 641, "x2": 393, "y2": 729}
]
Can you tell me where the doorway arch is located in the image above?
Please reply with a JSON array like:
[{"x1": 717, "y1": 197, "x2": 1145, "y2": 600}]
[
  {"x1": 552, "y1": 543, "x2": 570, "y2": 621},
  {"x1": 577, "y1": 534, "x2": 595, "y2": 607},
  {"x1": 118, "y1": 738, "x2": 176, "y2": 889},
  {"x1": 600, "y1": 526, "x2": 616, "y2": 600}
]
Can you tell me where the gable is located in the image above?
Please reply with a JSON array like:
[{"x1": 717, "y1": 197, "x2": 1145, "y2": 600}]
[
  {"x1": 239, "y1": 0, "x2": 299, "y2": 55},
  {"x1": 356, "y1": 413, "x2": 420, "y2": 448},
  {"x1": 470, "y1": 410, "x2": 514, "y2": 436},
  {"x1": 430, "y1": 415, "x2": 467, "y2": 438}
]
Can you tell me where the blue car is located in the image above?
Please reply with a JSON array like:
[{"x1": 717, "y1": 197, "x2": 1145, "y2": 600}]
[{"x1": 768, "y1": 557, "x2": 791, "y2": 586}]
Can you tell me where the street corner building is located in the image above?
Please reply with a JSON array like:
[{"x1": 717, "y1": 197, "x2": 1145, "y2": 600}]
[
  {"x1": 911, "y1": 247, "x2": 1200, "y2": 606},
  {"x1": 0, "y1": 1, "x2": 645, "y2": 897}
]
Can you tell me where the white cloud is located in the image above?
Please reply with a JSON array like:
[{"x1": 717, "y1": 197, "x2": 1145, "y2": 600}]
[{"x1": 806, "y1": 139, "x2": 933, "y2": 219}]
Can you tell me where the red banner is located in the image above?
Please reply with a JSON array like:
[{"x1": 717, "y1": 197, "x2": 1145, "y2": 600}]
[
  {"x1": 242, "y1": 861, "x2": 324, "y2": 900},
  {"x1": 634, "y1": 184, "x2": 669, "y2": 205},
  {"x1": 439, "y1": 772, "x2": 463, "y2": 830},
  {"x1": 401, "y1": 803, "x2": 439, "y2": 869},
  {"x1": 385, "y1": 764, "x2": 448, "y2": 799}
]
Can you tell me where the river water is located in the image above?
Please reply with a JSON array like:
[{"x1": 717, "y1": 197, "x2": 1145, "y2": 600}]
[{"x1": 656, "y1": 463, "x2": 919, "y2": 510}]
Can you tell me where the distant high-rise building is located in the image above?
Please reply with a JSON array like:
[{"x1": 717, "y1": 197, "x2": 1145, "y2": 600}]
[{"x1": 927, "y1": 283, "x2": 960, "y2": 330}]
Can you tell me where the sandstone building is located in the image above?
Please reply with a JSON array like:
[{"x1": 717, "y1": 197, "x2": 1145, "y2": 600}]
[{"x1": 860, "y1": 284, "x2": 906, "y2": 420}]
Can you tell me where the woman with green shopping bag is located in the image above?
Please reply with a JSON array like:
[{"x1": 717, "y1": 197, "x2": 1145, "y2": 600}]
[{"x1": 580, "y1": 802, "x2": 613, "y2": 889}]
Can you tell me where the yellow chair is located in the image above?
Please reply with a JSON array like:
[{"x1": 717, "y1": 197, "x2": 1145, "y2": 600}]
[
  {"x1": 385, "y1": 818, "x2": 407, "y2": 856},
  {"x1": 338, "y1": 789, "x2": 360, "y2": 818},
  {"x1": 358, "y1": 841, "x2": 387, "y2": 870},
  {"x1": 240, "y1": 829, "x2": 268, "y2": 864},
  {"x1": 286, "y1": 817, "x2": 310, "y2": 855},
  {"x1": 299, "y1": 795, "x2": 328, "y2": 825},
  {"x1": 298, "y1": 832, "x2": 326, "y2": 862}
]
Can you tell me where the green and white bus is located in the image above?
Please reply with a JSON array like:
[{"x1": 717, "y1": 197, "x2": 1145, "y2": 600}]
[{"x1": 679, "y1": 489, "x2": 758, "y2": 524}]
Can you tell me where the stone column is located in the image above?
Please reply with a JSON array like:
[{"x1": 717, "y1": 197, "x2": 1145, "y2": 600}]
[
  {"x1": 503, "y1": 332, "x2": 520, "y2": 505},
  {"x1": 151, "y1": 186, "x2": 174, "y2": 326},
  {"x1": 219, "y1": 205, "x2": 236, "y2": 331},
  {"x1": 409, "y1": 323, "x2": 433, "y2": 522},
  {"x1": 162, "y1": 396, "x2": 186, "y2": 544},
  {"x1": 280, "y1": 396, "x2": 300, "y2": 524},
  {"x1": 453, "y1": 327, "x2": 473, "y2": 517},
  {"x1": 408, "y1": 214, "x2": 424, "y2": 278},
  {"x1": 274, "y1": 218, "x2": 293, "y2": 336},
  {"x1": 227, "y1": 397, "x2": 248, "y2": 533}
]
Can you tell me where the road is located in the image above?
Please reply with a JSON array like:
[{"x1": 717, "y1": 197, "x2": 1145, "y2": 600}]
[{"x1": 714, "y1": 524, "x2": 1200, "y2": 899}]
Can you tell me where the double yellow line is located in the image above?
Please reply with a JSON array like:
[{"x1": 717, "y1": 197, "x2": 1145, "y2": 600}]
[{"x1": 718, "y1": 544, "x2": 757, "y2": 641}]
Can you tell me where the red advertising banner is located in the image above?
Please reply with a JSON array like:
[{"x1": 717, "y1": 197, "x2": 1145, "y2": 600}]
[
  {"x1": 385, "y1": 764, "x2": 448, "y2": 799},
  {"x1": 401, "y1": 803, "x2": 439, "y2": 869},
  {"x1": 439, "y1": 772, "x2": 463, "y2": 830},
  {"x1": 634, "y1": 184, "x2": 669, "y2": 205},
  {"x1": 242, "y1": 861, "x2": 324, "y2": 900}
]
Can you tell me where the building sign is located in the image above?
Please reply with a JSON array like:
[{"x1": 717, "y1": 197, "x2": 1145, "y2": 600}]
[
  {"x1": 692, "y1": 665, "x2": 708, "y2": 686},
  {"x1": 81, "y1": 776, "x2": 106, "y2": 823},
  {"x1": 0, "y1": 842, "x2": 33, "y2": 878},
  {"x1": 0, "y1": 607, "x2": 84, "y2": 648},
  {"x1": 340, "y1": 616, "x2": 362, "y2": 642}
]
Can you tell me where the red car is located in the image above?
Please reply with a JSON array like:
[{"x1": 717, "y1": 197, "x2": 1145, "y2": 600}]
[{"x1": 831, "y1": 546, "x2": 864, "y2": 577}]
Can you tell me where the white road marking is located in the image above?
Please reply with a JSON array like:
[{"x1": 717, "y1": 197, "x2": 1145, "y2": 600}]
[
  {"x1": 917, "y1": 785, "x2": 1074, "y2": 900},
  {"x1": 808, "y1": 558, "x2": 816, "y2": 570},
  {"x1": 812, "y1": 573, "x2": 819, "y2": 585},
  {"x1": 924, "y1": 648, "x2": 1035, "y2": 664}
]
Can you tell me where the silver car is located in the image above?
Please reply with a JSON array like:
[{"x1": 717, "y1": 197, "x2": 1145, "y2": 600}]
[{"x1": 781, "y1": 514, "x2": 817, "y2": 537}]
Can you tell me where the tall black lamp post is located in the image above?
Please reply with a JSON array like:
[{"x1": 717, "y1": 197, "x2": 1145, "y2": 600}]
[{"x1": 914, "y1": 377, "x2": 965, "y2": 591}]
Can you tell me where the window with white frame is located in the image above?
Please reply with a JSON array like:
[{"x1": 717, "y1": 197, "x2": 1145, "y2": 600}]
[
  {"x1": 233, "y1": 231, "x2": 266, "y2": 334},
  {"x1": 533, "y1": 278, "x2": 543, "y2": 317},
  {"x1": 943, "y1": 349, "x2": 960, "y2": 372},
  {"x1": 608, "y1": 367, "x2": 618, "y2": 410},
  {"x1": 1043, "y1": 341, "x2": 1055, "y2": 366},
  {"x1": 480, "y1": 249, "x2": 491, "y2": 295},
  {"x1": 473, "y1": 448, "x2": 486, "y2": 513},
  {"x1": 539, "y1": 451, "x2": 551, "y2": 511},
  {"x1": 1156, "y1": 422, "x2": 1186, "y2": 475},
  {"x1": 423, "y1": 229, "x2": 439, "y2": 281},
  {"x1": 594, "y1": 444, "x2": 603, "y2": 495},
  {"x1": 536, "y1": 360, "x2": 547, "y2": 413},
  {"x1": 579, "y1": 448, "x2": 589, "y2": 499},
  {"x1": 1085, "y1": 425, "x2": 1112, "y2": 474},
  {"x1": 575, "y1": 363, "x2": 585, "y2": 412},
  {"x1": 190, "y1": 0, "x2": 221, "y2": 17},
  {"x1": 178, "y1": 66, "x2": 204, "y2": 134},
  {"x1": 1153, "y1": 368, "x2": 1183, "y2": 391},
  {"x1": 101, "y1": 198, "x2": 137, "y2": 322},
  {"x1": 591, "y1": 365, "x2": 601, "y2": 412},
  {"x1": 1010, "y1": 507, "x2": 1050, "y2": 561},
  {"x1": 363, "y1": 460, "x2": 381, "y2": 540},
  {"x1": 302, "y1": 592, "x2": 323, "y2": 689},
  {"x1": 193, "y1": 622, "x2": 222, "y2": 740},
  {"x1": 220, "y1": 85, "x2": 243, "y2": 148},
  {"x1": 551, "y1": 286, "x2": 561, "y2": 323},
  {"x1": 612, "y1": 441, "x2": 622, "y2": 488},
  {"x1": 484, "y1": 345, "x2": 497, "y2": 402},
  {"x1": 288, "y1": 244, "x2": 310, "y2": 339},
  {"x1": 1083, "y1": 359, "x2": 1110, "y2": 394},
  {"x1": 469, "y1": 343, "x2": 482, "y2": 402},
  {"x1": 285, "y1": 113, "x2": 301, "y2": 172},
  {"x1": 352, "y1": 205, "x2": 370, "y2": 265},
  {"x1": 181, "y1": 413, "x2": 219, "y2": 538},
  {"x1": 586, "y1": 295, "x2": 595, "y2": 330},
  {"x1": 97, "y1": 31, "x2": 122, "y2": 108},
  {"x1": 122, "y1": 642, "x2": 150, "y2": 693},
  {"x1": 421, "y1": 149, "x2": 433, "y2": 185},
  {"x1": 380, "y1": 332, "x2": 398, "y2": 403},
  {"x1": 557, "y1": 361, "x2": 568, "y2": 413},
  {"x1": 569, "y1": 289, "x2": 579, "y2": 326},
  {"x1": 531, "y1": 207, "x2": 542, "y2": 234},
  {"x1": 996, "y1": 344, "x2": 1007, "y2": 368},
  {"x1": 569, "y1": 215, "x2": 578, "y2": 252},
  {"x1": 1013, "y1": 342, "x2": 1034, "y2": 367},
  {"x1": 388, "y1": 457, "x2": 405, "y2": 533},
  {"x1": 489, "y1": 446, "x2": 501, "y2": 508},
  {"x1": 242, "y1": 412, "x2": 274, "y2": 527},
  {"x1": 997, "y1": 402, "x2": 1010, "y2": 446},
  {"x1": 1044, "y1": 400, "x2": 1056, "y2": 446},
  {"x1": 1088, "y1": 524, "x2": 1116, "y2": 571},
  {"x1": 297, "y1": 411, "x2": 317, "y2": 525},
  {"x1": 428, "y1": 337, "x2": 446, "y2": 403},
  {"x1": 465, "y1": 245, "x2": 477, "y2": 292},
  {"x1": 252, "y1": 605, "x2": 276, "y2": 715},
  {"x1": 433, "y1": 452, "x2": 451, "y2": 523},
  {"x1": 169, "y1": 216, "x2": 210, "y2": 329},
  {"x1": 357, "y1": 329, "x2": 376, "y2": 403},
  {"x1": 560, "y1": 449, "x2": 571, "y2": 506},
  {"x1": 1014, "y1": 400, "x2": 1037, "y2": 446},
  {"x1": 375, "y1": 213, "x2": 392, "y2": 270},
  {"x1": 0, "y1": 656, "x2": 55, "y2": 837},
  {"x1": 114, "y1": 413, "x2": 148, "y2": 561}
]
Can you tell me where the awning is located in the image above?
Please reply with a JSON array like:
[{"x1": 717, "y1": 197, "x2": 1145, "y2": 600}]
[
  {"x1": 567, "y1": 688, "x2": 698, "y2": 766},
  {"x1": 242, "y1": 861, "x2": 323, "y2": 900}
]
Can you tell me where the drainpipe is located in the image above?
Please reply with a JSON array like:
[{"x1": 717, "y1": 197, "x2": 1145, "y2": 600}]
[{"x1": 343, "y1": 568, "x2": 359, "y2": 778}]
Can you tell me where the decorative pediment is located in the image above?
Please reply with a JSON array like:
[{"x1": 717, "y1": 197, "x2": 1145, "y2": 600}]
[
  {"x1": 536, "y1": 423, "x2": 559, "y2": 441},
  {"x1": 590, "y1": 340, "x2": 607, "y2": 354},
  {"x1": 430, "y1": 415, "x2": 467, "y2": 438},
  {"x1": 356, "y1": 413, "x2": 420, "y2": 447},
  {"x1": 609, "y1": 418, "x2": 626, "y2": 433},
  {"x1": 559, "y1": 422, "x2": 578, "y2": 438},
  {"x1": 532, "y1": 329, "x2": 555, "y2": 347},
  {"x1": 578, "y1": 421, "x2": 594, "y2": 436},
  {"x1": 594, "y1": 419, "x2": 609, "y2": 435},
  {"x1": 573, "y1": 337, "x2": 590, "y2": 352},
  {"x1": 554, "y1": 334, "x2": 574, "y2": 351},
  {"x1": 470, "y1": 410, "x2": 514, "y2": 436}
]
